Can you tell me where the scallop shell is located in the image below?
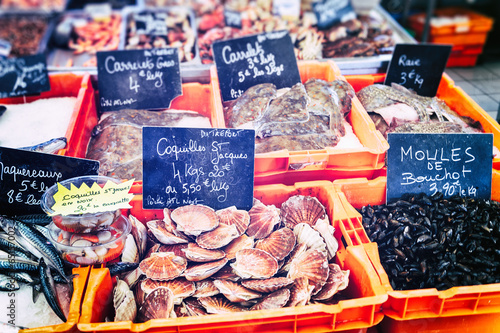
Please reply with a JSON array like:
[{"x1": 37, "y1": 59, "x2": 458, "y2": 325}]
[
  {"x1": 198, "y1": 296, "x2": 246, "y2": 314},
  {"x1": 241, "y1": 277, "x2": 294, "y2": 293},
  {"x1": 196, "y1": 223, "x2": 239, "y2": 249},
  {"x1": 216, "y1": 206, "x2": 250, "y2": 235},
  {"x1": 250, "y1": 288, "x2": 290, "y2": 311},
  {"x1": 139, "y1": 252, "x2": 187, "y2": 281},
  {"x1": 281, "y1": 195, "x2": 326, "y2": 229},
  {"x1": 137, "y1": 287, "x2": 175, "y2": 322},
  {"x1": 184, "y1": 298, "x2": 207, "y2": 316},
  {"x1": 114, "y1": 278, "x2": 137, "y2": 322},
  {"x1": 157, "y1": 244, "x2": 188, "y2": 258},
  {"x1": 279, "y1": 242, "x2": 308, "y2": 274},
  {"x1": 121, "y1": 234, "x2": 139, "y2": 263},
  {"x1": 255, "y1": 227, "x2": 296, "y2": 261},
  {"x1": 223, "y1": 234, "x2": 255, "y2": 261},
  {"x1": 247, "y1": 199, "x2": 281, "y2": 239},
  {"x1": 210, "y1": 264, "x2": 241, "y2": 282},
  {"x1": 147, "y1": 220, "x2": 189, "y2": 245},
  {"x1": 287, "y1": 277, "x2": 314, "y2": 307},
  {"x1": 231, "y1": 248, "x2": 278, "y2": 279},
  {"x1": 184, "y1": 258, "x2": 228, "y2": 281},
  {"x1": 293, "y1": 223, "x2": 327, "y2": 255},
  {"x1": 129, "y1": 214, "x2": 148, "y2": 258},
  {"x1": 314, "y1": 218, "x2": 339, "y2": 261},
  {"x1": 182, "y1": 242, "x2": 226, "y2": 262},
  {"x1": 113, "y1": 278, "x2": 131, "y2": 309},
  {"x1": 213, "y1": 279, "x2": 262, "y2": 303},
  {"x1": 313, "y1": 264, "x2": 349, "y2": 301},
  {"x1": 140, "y1": 277, "x2": 195, "y2": 304},
  {"x1": 193, "y1": 280, "x2": 220, "y2": 298},
  {"x1": 121, "y1": 267, "x2": 143, "y2": 289},
  {"x1": 171, "y1": 205, "x2": 219, "y2": 236},
  {"x1": 287, "y1": 249, "x2": 329, "y2": 295}
]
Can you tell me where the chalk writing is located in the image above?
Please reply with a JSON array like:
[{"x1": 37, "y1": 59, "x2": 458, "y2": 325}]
[{"x1": 0, "y1": 54, "x2": 49, "y2": 98}]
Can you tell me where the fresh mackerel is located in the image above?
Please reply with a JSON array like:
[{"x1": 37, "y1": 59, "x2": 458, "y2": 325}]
[{"x1": 39, "y1": 258, "x2": 66, "y2": 322}]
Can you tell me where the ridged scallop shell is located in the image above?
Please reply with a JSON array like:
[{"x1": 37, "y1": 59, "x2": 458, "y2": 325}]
[
  {"x1": 250, "y1": 288, "x2": 290, "y2": 311},
  {"x1": 121, "y1": 267, "x2": 142, "y2": 289},
  {"x1": 313, "y1": 264, "x2": 350, "y2": 301},
  {"x1": 314, "y1": 218, "x2": 339, "y2": 261},
  {"x1": 139, "y1": 252, "x2": 187, "y2": 281},
  {"x1": 216, "y1": 206, "x2": 250, "y2": 235},
  {"x1": 279, "y1": 242, "x2": 308, "y2": 274},
  {"x1": 157, "y1": 244, "x2": 188, "y2": 258},
  {"x1": 182, "y1": 242, "x2": 226, "y2": 262},
  {"x1": 231, "y1": 248, "x2": 278, "y2": 279},
  {"x1": 247, "y1": 199, "x2": 281, "y2": 239},
  {"x1": 140, "y1": 277, "x2": 195, "y2": 304},
  {"x1": 121, "y1": 234, "x2": 139, "y2": 263},
  {"x1": 129, "y1": 214, "x2": 148, "y2": 258},
  {"x1": 184, "y1": 258, "x2": 228, "y2": 281},
  {"x1": 184, "y1": 298, "x2": 207, "y2": 316},
  {"x1": 223, "y1": 234, "x2": 255, "y2": 261},
  {"x1": 210, "y1": 264, "x2": 241, "y2": 282},
  {"x1": 281, "y1": 195, "x2": 326, "y2": 229},
  {"x1": 213, "y1": 279, "x2": 262, "y2": 303},
  {"x1": 293, "y1": 223, "x2": 327, "y2": 255},
  {"x1": 114, "y1": 289, "x2": 137, "y2": 322},
  {"x1": 196, "y1": 223, "x2": 239, "y2": 249},
  {"x1": 288, "y1": 249, "x2": 329, "y2": 295},
  {"x1": 198, "y1": 296, "x2": 246, "y2": 314},
  {"x1": 137, "y1": 287, "x2": 175, "y2": 322},
  {"x1": 113, "y1": 278, "x2": 131, "y2": 310},
  {"x1": 171, "y1": 205, "x2": 219, "y2": 236},
  {"x1": 193, "y1": 280, "x2": 220, "y2": 298},
  {"x1": 147, "y1": 220, "x2": 189, "y2": 245},
  {"x1": 241, "y1": 277, "x2": 294, "y2": 293},
  {"x1": 255, "y1": 227, "x2": 296, "y2": 261},
  {"x1": 287, "y1": 277, "x2": 314, "y2": 307}
]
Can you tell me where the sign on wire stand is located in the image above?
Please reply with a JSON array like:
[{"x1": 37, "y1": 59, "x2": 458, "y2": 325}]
[
  {"x1": 386, "y1": 133, "x2": 493, "y2": 203},
  {"x1": 213, "y1": 30, "x2": 301, "y2": 101},
  {"x1": 97, "y1": 48, "x2": 182, "y2": 112},
  {"x1": 0, "y1": 54, "x2": 50, "y2": 98},
  {"x1": 385, "y1": 43, "x2": 452, "y2": 97},
  {"x1": 224, "y1": 8, "x2": 242, "y2": 29},
  {"x1": 312, "y1": 0, "x2": 356, "y2": 30},
  {"x1": 0, "y1": 147, "x2": 100, "y2": 215},
  {"x1": 143, "y1": 127, "x2": 255, "y2": 210}
]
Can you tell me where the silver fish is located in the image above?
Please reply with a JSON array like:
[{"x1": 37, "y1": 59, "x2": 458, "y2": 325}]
[
  {"x1": 0, "y1": 256, "x2": 39, "y2": 273},
  {"x1": 13, "y1": 214, "x2": 52, "y2": 226},
  {"x1": 18, "y1": 137, "x2": 67, "y2": 154},
  {"x1": 0, "y1": 216, "x2": 68, "y2": 282},
  {"x1": 5, "y1": 271, "x2": 36, "y2": 284},
  {"x1": 39, "y1": 258, "x2": 66, "y2": 322},
  {"x1": 0, "y1": 274, "x2": 19, "y2": 291}
]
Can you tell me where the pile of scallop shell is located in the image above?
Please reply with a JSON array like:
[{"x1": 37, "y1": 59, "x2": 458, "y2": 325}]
[{"x1": 112, "y1": 195, "x2": 350, "y2": 322}]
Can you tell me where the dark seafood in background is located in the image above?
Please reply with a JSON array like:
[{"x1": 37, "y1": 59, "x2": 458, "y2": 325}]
[
  {"x1": 356, "y1": 83, "x2": 484, "y2": 137},
  {"x1": 111, "y1": 196, "x2": 349, "y2": 322},
  {"x1": 0, "y1": 216, "x2": 73, "y2": 327},
  {"x1": 360, "y1": 193, "x2": 500, "y2": 291},
  {"x1": 225, "y1": 78, "x2": 360, "y2": 153},
  {"x1": 0, "y1": 15, "x2": 50, "y2": 58},
  {"x1": 86, "y1": 109, "x2": 211, "y2": 180},
  {"x1": 197, "y1": 2, "x2": 395, "y2": 64},
  {"x1": 1, "y1": 0, "x2": 65, "y2": 10},
  {"x1": 125, "y1": 9, "x2": 196, "y2": 63}
]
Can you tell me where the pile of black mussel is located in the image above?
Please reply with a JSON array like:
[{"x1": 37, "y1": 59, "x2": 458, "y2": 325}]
[{"x1": 359, "y1": 193, "x2": 500, "y2": 291}]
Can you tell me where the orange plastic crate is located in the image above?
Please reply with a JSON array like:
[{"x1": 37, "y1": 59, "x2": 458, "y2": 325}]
[
  {"x1": 408, "y1": 7, "x2": 494, "y2": 45},
  {"x1": 344, "y1": 73, "x2": 500, "y2": 202},
  {"x1": 19, "y1": 266, "x2": 90, "y2": 333},
  {"x1": 78, "y1": 181, "x2": 388, "y2": 333},
  {"x1": 0, "y1": 73, "x2": 97, "y2": 158},
  {"x1": 333, "y1": 177, "x2": 500, "y2": 329},
  {"x1": 210, "y1": 60, "x2": 389, "y2": 178}
]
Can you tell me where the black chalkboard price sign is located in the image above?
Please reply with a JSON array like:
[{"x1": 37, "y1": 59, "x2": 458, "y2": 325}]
[
  {"x1": 385, "y1": 44, "x2": 452, "y2": 97},
  {"x1": 96, "y1": 48, "x2": 182, "y2": 112},
  {"x1": 224, "y1": 8, "x2": 242, "y2": 29},
  {"x1": 312, "y1": 0, "x2": 356, "y2": 30},
  {"x1": 386, "y1": 133, "x2": 493, "y2": 204},
  {"x1": 213, "y1": 30, "x2": 301, "y2": 101},
  {"x1": 142, "y1": 127, "x2": 255, "y2": 210},
  {"x1": 0, "y1": 54, "x2": 50, "y2": 98},
  {"x1": 0, "y1": 147, "x2": 100, "y2": 215}
]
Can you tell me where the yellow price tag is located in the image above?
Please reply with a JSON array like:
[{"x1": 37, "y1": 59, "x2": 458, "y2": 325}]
[{"x1": 50, "y1": 179, "x2": 134, "y2": 216}]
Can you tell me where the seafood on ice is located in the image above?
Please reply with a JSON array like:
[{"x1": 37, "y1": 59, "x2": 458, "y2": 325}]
[{"x1": 111, "y1": 196, "x2": 349, "y2": 322}]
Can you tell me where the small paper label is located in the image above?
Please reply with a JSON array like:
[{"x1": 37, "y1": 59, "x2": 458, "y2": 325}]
[{"x1": 50, "y1": 179, "x2": 134, "y2": 215}]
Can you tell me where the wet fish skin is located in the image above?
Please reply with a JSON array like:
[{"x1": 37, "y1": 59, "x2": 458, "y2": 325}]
[
  {"x1": 13, "y1": 214, "x2": 52, "y2": 226},
  {"x1": 0, "y1": 274, "x2": 19, "y2": 291},
  {"x1": 18, "y1": 137, "x2": 67, "y2": 154},
  {"x1": 0, "y1": 216, "x2": 68, "y2": 282},
  {"x1": 0, "y1": 233, "x2": 36, "y2": 259},
  {"x1": 0, "y1": 256, "x2": 39, "y2": 273},
  {"x1": 38, "y1": 258, "x2": 66, "y2": 322},
  {"x1": 5, "y1": 271, "x2": 37, "y2": 284},
  {"x1": 106, "y1": 262, "x2": 139, "y2": 276}
]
